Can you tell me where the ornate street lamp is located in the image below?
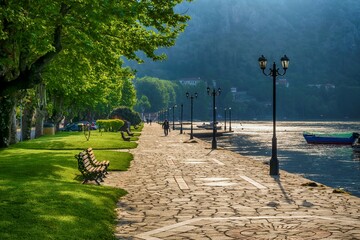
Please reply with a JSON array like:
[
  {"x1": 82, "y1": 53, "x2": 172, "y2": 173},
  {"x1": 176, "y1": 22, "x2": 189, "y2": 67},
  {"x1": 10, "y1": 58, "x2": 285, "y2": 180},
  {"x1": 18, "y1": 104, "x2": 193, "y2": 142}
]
[
  {"x1": 224, "y1": 108, "x2": 227, "y2": 131},
  {"x1": 258, "y1": 54, "x2": 290, "y2": 176},
  {"x1": 207, "y1": 87, "x2": 221, "y2": 149},
  {"x1": 172, "y1": 104, "x2": 177, "y2": 130},
  {"x1": 180, "y1": 104, "x2": 184, "y2": 134},
  {"x1": 186, "y1": 92, "x2": 198, "y2": 139}
]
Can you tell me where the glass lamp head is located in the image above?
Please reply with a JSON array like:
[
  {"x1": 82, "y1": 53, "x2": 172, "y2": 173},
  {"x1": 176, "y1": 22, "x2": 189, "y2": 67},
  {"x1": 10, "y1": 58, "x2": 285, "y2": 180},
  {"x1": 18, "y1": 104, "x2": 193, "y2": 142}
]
[
  {"x1": 281, "y1": 55, "x2": 289, "y2": 70},
  {"x1": 258, "y1": 55, "x2": 267, "y2": 70}
]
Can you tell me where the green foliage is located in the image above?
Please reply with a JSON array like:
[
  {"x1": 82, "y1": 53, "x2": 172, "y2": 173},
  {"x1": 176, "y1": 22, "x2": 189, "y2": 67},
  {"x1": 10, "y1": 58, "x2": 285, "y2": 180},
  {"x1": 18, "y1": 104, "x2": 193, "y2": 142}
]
[
  {"x1": 134, "y1": 76, "x2": 178, "y2": 112},
  {"x1": 13, "y1": 131, "x2": 138, "y2": 150},
  {"x1": 119, "y1": 78, "x2": 137, "y2": 108},
  {"x1": 109, "y1": 106, "x2": 142, "y2": 126},
  {"x1": 0, "y1": 125, "x2": 141, "y2": 239},
  {"x1": 135, "y1": 95, "x2": 151, "y2": 113},
  {"x1": 0, "y1": 0, "x2": 193, "y2": 147},
  {"x1": 96, "y1": 119, "x2": 125, "y2": 132},
  {"x1": 175, "y1": 80, "x2": 210, "y2": 121}
]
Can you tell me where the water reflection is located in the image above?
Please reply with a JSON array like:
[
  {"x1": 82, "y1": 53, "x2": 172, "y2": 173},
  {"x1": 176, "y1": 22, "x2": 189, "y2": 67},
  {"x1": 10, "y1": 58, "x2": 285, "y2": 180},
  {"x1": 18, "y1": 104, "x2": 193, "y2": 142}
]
[{"x1": 216, "y1": 121, "x2": 360, "y2": 197}]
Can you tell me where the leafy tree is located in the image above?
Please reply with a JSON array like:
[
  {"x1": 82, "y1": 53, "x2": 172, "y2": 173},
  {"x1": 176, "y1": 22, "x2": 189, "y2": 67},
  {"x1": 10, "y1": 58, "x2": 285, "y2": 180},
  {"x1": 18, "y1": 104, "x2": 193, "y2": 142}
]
[
  {"x1": 135, "y1": 95, "x2": 151, "y2": 113},
  {"x1": 134, "y1": 76, "x2": 178, "y2": 112},
  {"x1": 119, "y1": 77, "x2": 137, "y2": 108},
  {"x1": 109, "y1": 106, "x2": 141, "y2": 126},
  {"x1": 0, "y1": 0, "x2": 192, "y2": 147}
]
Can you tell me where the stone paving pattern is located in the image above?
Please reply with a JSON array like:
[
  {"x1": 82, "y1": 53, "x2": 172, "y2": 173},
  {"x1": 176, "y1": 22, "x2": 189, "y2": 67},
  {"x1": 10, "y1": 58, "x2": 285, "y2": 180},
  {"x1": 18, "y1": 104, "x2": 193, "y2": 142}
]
[{"x1": 104, "y1": 124, "x2": 360, "y2": 239}]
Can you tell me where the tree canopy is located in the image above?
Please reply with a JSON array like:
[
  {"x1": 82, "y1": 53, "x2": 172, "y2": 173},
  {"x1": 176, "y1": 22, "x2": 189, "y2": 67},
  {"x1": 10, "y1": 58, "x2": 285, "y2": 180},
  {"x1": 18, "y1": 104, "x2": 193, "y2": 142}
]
[{"x1": 0, "y1": 0, "x2": 192, "y2": 147}]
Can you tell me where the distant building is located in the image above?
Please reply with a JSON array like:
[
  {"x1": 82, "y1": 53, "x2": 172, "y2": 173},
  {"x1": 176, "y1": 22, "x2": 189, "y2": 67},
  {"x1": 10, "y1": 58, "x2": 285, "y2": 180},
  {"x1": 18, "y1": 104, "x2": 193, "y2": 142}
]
[{"x1": 178, "y1": 77, "x2": 202, "y2": 86}]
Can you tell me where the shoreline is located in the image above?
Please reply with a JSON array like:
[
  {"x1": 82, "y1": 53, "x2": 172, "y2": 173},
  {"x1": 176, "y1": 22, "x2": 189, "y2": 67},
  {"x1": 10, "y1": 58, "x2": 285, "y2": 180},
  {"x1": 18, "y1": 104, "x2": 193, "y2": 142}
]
[
  {"x1": 105, "y1": 123, "x2": 360, "y2": 239},
  {"x1": 189, "y1": 121, "x2": 360, "y2": 198}
]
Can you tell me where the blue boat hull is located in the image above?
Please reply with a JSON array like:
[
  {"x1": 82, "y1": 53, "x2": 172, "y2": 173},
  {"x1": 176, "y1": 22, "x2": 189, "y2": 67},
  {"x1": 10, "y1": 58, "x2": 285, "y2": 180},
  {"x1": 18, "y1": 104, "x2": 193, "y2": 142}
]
[{"x1": 303, "y1": 133, "x2": 358, "y2": 145}]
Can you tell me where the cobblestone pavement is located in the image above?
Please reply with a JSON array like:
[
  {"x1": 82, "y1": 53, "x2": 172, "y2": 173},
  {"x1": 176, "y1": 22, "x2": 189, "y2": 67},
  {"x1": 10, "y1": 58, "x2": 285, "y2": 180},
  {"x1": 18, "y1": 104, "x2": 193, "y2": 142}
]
[{"x1": 104, "y1": 124, "x2": 360, "y2": 240}]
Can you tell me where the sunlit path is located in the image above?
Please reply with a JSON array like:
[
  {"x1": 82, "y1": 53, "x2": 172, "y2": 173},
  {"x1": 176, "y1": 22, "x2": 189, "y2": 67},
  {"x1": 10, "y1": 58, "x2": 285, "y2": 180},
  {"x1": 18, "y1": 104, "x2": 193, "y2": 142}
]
[{"x1": 104, "y1": 124, "x2": 360, "y2": 239}]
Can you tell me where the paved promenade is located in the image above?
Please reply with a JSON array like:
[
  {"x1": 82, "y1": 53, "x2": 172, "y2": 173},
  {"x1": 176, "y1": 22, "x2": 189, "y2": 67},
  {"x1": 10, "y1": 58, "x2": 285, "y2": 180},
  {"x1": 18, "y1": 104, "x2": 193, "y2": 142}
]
[{"x1": 104, "y1": 124, "x2": 360, "y2": 239}]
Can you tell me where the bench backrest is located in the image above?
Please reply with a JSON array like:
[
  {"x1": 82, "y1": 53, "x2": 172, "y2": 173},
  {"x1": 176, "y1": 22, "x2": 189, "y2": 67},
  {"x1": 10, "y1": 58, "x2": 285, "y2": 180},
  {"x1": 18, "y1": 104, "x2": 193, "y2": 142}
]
[
  {"x1": 86, "y1": 148, "x2": 97, "y2": 161},
  {"x1": 76, "y1": 151, "x2": 94, "y2": 172}
]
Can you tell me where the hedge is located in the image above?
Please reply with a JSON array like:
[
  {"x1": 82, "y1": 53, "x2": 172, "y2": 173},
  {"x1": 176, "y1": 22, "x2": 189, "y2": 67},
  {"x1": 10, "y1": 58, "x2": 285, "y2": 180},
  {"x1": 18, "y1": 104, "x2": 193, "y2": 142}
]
[{"x1": 96, "y1": 119, "x2": 124, "y2": 132}]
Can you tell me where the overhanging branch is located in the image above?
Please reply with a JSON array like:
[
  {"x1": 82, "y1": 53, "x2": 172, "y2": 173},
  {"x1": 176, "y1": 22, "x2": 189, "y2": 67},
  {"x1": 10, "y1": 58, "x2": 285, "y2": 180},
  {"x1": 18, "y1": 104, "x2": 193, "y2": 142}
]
[{"x1": 0, "y1": 3, "x2": 70, "y2": 97}]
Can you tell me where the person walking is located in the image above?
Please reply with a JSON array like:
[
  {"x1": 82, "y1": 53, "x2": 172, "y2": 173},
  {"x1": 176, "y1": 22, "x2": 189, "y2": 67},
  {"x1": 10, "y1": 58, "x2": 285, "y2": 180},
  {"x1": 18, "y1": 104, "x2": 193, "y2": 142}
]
[{"x1": 162, "y1": 119, "x2": 170, "y2": 136}]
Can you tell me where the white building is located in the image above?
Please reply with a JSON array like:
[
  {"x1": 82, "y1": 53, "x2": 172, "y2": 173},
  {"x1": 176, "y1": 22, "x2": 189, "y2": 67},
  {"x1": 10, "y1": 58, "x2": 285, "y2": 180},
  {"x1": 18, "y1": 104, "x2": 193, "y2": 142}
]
[{"x1": 178, "y1": 77, "x2": 202, "y2": 86}]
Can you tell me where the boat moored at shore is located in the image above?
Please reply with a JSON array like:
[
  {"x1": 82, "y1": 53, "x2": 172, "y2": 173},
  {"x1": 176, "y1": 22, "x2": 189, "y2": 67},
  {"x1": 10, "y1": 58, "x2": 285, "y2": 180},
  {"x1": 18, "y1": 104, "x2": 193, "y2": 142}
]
[{"x1": 303, "y1": 132, "x2": 359, "y2": 145}]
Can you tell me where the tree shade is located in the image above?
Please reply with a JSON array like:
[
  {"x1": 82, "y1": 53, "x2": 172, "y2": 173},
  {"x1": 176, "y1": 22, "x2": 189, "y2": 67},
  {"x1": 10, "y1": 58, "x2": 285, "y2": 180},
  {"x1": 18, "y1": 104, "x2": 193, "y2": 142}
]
[{"x1": 0, "y1": 0, "x2": 192, "y2": 147}]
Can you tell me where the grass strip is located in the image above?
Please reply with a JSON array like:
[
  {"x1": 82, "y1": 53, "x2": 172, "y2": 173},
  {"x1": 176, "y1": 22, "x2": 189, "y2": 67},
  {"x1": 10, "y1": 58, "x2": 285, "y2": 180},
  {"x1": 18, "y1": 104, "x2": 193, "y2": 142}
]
[
  {"x1": 0, "y1": 128, "x2": 138, "y2": 239},
  {"x1": 12, "y1": 131, "x2": 138, "y2": 150}
]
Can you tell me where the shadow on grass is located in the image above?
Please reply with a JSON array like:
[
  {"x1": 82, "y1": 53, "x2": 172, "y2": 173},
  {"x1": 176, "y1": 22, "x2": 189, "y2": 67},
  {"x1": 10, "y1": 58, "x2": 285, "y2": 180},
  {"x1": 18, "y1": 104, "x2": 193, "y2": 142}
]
[
  {"x1": 0, "y1": 149, "x2": 79, "y2": 182},
  {"x1": 0, "y1": 147, "x2": 128, "y2": 239},
  {"x1": 0, "y1": 128, "x2": 139, "y2": 239},
  {"x1": 0, "y1": 180, "x2": 126, "y2": 239}
]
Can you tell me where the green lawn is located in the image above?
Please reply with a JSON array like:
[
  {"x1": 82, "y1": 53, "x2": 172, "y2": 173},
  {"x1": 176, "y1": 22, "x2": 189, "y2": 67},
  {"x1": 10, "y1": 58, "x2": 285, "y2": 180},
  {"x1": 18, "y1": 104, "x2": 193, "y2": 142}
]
[
  {"x1": 13, "y1": 131, "x2": 138, "y2": 150},
  {"x1": 0, "y1": 129, "x2": 140, "y2": 239}
]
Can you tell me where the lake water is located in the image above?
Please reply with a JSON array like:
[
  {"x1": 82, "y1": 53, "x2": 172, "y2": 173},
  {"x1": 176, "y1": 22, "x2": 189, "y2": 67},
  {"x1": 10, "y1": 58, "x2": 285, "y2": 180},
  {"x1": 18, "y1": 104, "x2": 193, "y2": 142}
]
[{"x1": 214, "y1": 121, "x2": 360, "y2": 197}]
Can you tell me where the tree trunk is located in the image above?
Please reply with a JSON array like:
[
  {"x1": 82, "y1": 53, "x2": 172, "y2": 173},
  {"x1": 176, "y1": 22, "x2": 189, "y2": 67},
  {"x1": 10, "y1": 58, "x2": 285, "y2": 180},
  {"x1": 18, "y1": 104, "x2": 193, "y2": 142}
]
[
  {"x1": 9, "y1": 105, "x2": 18, "y2": 144},
  {"x1": 35, "y1": 107, "x2": 45, "y2": 138},
  {"x1": 0, "y1": 95, "x2": 16, "y2": 148},
  {"x1": 22, "y1": 100, "x2": 35, "y2": 141},
  {"x1": 51, "y1": 95, "x2": 65, "y2": 132}
]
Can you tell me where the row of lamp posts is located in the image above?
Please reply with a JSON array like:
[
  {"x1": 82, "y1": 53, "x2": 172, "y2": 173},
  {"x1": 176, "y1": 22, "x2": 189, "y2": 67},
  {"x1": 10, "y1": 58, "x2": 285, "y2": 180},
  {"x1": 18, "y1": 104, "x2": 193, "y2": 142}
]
[
  {"x1": 224, "y1": 107, "x2": 232, "y2": 132},
  {"x1": 156, "y1": 55, "x2": 289, "y2": 176}
]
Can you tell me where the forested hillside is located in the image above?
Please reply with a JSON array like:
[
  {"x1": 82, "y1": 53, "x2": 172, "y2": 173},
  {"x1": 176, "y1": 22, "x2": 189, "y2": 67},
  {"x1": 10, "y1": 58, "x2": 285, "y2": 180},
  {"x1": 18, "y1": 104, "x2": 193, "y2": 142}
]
[{"x1": 128, "y1": 0, "x2": 360, "y2": 120}]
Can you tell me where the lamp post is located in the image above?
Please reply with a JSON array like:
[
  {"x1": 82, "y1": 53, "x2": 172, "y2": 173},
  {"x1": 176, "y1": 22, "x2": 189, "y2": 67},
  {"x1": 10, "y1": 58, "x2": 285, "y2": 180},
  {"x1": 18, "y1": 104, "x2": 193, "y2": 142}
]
[
  {"x1": 229, "y1": 107, "x2": 232, "y2": 132},
  {"x1": 258, "y1": 54, "x2": 290, "y2": 176},
  {"x1": 186, "y1": 92, "x2": 197, "y2": 139},
  {"x1": 180, "y1": 104, "x2": 184, "y2": 134},
  {"x1": 224, "y1": 108, "x2": 227, "y2": 131},
  {"x1": 172, "y1": 104, "x2": 177, "y2": 130},
  {"x1": 207, "y1": 87, "x2": 221, "y2": 149}
]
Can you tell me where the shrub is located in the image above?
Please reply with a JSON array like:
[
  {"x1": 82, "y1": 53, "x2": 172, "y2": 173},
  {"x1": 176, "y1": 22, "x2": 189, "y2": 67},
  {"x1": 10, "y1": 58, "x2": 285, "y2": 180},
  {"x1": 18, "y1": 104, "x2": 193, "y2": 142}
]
[
  {"x1": 109, "y1": 106, "x2": 142, "y2": 126},
  {"x1": 96, "y1": 119, "x2": 124, "y2": 132}
]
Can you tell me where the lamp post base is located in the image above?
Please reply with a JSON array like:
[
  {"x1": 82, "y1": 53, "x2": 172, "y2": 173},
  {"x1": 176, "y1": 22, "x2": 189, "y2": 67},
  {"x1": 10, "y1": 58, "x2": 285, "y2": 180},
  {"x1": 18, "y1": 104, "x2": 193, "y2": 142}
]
[
  {"x1": 269, "y1": 156, "x2": 279, "y2": 176},
  {"x1": 212, "y1": 140, "x2": 217, "y2": 149}
]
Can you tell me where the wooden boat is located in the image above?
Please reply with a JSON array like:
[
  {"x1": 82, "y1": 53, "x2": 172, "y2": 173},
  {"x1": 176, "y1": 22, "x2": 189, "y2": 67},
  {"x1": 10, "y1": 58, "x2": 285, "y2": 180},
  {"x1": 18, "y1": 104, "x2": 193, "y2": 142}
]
[{"x1": 303, "y1": 132, "x2": 359, "y2": 145}]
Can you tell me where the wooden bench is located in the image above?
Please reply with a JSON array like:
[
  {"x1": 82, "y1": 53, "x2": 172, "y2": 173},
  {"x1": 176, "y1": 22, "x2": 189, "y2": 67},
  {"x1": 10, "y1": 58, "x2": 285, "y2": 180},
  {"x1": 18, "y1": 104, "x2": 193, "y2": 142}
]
[
  {"x1": 125, "y1": 128, "x2": 134, "y2": 136},
  {"x1": 86, "y1": 148, "x2": 110, "y2": 174},
  {"x1": 120, "y1": 131, "x2": 131, "y2": 141},
  {"x1": 75, "y1": 151, "x2": 106, "y2": 185}
]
